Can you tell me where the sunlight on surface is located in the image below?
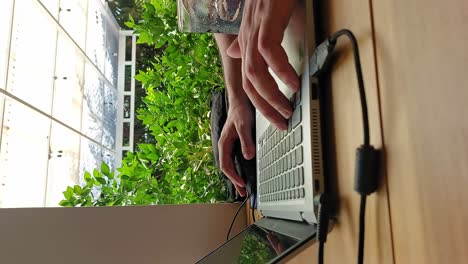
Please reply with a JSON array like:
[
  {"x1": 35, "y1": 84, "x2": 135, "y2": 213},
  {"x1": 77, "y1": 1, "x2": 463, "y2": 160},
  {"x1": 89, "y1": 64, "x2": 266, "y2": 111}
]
[
  {"x1": 1, "y1": 95, "x2": 51, "y2": 207},
  {"x1": 0, "y1": 0, "x2": 119, "y2": 207}
]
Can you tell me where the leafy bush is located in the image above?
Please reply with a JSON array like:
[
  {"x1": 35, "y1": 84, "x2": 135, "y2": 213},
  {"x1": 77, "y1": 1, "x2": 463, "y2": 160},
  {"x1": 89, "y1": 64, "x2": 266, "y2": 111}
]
[{"x1": 60, "y1": 0, "x2": 227, "y2": 206}]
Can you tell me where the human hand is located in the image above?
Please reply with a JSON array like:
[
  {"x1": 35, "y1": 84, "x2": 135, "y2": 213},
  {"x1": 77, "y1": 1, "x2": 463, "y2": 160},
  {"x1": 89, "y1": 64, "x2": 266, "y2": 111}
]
[
  {"x1": 227, "y1": 0, "x2": 300, "y2": 131},
  {"x1": 218, "y1": 102, "x2": 255, "y2": 197}
]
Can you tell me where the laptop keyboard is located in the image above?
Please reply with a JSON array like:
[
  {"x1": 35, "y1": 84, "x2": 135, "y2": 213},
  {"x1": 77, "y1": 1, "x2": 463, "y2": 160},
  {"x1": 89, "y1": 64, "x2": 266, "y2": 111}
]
[{"x1": 258, "y1": 95, "x2": 305, "y2": 203}]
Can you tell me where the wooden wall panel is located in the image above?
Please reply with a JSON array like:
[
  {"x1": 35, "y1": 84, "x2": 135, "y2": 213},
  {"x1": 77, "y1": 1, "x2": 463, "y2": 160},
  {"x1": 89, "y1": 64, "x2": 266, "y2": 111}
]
[{"x1": 372, "y1": 0, "x2": 468, "y2": 263}]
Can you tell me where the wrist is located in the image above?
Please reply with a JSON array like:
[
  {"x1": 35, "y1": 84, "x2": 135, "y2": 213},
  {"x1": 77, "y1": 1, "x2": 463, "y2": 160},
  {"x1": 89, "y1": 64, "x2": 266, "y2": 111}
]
[{"x1": 227, "y1": 86, "x2": 249, "y2": 106}]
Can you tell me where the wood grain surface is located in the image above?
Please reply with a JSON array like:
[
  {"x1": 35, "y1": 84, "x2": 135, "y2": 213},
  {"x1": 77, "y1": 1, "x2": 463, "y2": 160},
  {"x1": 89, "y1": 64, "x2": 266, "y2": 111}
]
[{"x1": 372, "y1": 0, "x2": 468, "y2": 263}]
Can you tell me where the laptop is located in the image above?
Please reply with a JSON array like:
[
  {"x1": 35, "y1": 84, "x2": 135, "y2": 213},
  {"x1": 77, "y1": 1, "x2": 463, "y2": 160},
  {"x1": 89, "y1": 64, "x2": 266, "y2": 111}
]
[{"x1": 198, "y1": 0, "x2": 325, "y2": 263}]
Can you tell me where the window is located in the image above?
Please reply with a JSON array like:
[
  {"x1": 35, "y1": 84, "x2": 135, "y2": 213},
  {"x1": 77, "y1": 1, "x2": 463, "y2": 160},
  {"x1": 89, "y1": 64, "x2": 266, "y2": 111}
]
[{"x1": 0, "y1": 0, "x2": 119, "y2": 208}]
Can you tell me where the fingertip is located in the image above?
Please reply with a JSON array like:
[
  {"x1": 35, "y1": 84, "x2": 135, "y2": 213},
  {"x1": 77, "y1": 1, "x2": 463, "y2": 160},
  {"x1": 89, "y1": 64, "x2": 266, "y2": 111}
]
[
  {"x1": 281, "y1": 104, "x2": 293, "y2": 119},
  {"x1": 289, "y1": 78, "x2": 300, "y2": 92},
  {"x1": 235, "y1": 185, "x2": 247, "y2": 197},
  {"x1": 236, "y1": 177, "x2": 246, "y2": 188},
  {"x1": 275, "y1": 121, "x2": 288, "y2": 131},
  {"x1": 237, "y1": 126, "x2": 256, "y2": 160},
  {"x1": 221, "y1": 161, "x2": 245, "y2": 188},
  {"x1": 238, "y1": 189, "x2": 246, "y2": 197},
  {"x1": 242, "y1": 145, "x2": 256, "y2": 160},
  {"x1": 243, "y1": 151, "x2": 254, "y2": 160}
]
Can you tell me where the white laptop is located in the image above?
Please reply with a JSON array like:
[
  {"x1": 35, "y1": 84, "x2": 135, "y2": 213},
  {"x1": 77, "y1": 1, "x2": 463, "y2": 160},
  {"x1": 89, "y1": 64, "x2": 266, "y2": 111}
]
[{"x1": 198, "y1": 0, "x2": 325, "y2": 262}]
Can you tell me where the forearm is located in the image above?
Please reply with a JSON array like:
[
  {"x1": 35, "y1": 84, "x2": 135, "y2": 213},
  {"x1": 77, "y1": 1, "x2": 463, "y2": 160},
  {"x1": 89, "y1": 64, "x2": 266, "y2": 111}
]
[{"x1": 214, "y1": 34, "x2": 249, "y2": 107}]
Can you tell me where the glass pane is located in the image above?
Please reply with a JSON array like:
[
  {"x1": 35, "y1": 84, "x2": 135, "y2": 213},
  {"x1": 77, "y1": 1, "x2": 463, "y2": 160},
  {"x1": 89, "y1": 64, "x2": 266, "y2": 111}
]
[
  {"x1": 102, "y1": 149, "x2": 116, "y2": 172},
  {"x1": 104, "y1": 14, "x2": 119, "y2": 86},
  {"x1": 81, "y1": 63, "x2": 104, "y2": 142},
  {"x1": 58, "y1": 0, "x2": 88, "y2": 48},
  {"x1": 52, "y1": 34, "x2": 85, "y2": 131},
  {"x1": 0, "y1": 95, "x2": 51, "y2": 208},
  {"x1": 45, "y1": 122, "x2": 81, "y2": 207},
  {"x1": 0, "y1": 0, "x2": 118, "y2": 208},
  {"x1": 38, "y1": 0, "x2": 60, "y2": 19},
  {"x1": 7, "y1": 0, "x2": 58, "y2": 114},
  {"x1": 124, "y1": 65, "x2": 132, "y2": 91},
  {"x1": 125, "y1": 36, "x2": 133, "y2": 61},
  {"x1": 123, "y1": 122, "x2": 130, "y2": 147},
  {"x1": 0, "y1": 0, "x2": 14, "y2": 90},
  {"x1": 86, "y1": 0, "x2": 106, "y2": 73},
  {"x1": 0, "y1": 96, "x2": 4, "y2": 141},
  {"x1": 102, "y1": 85, "x2": 117, "y2": 149},
  {"x1": 79, "y1": 137, "x2": 102, "y2": 178},
  {"x1": 0, "y1": 95, "x2": 4, "y2": 203},
  {"x1": 124, "y1": 95, "x2": 131, "y2": 118}
]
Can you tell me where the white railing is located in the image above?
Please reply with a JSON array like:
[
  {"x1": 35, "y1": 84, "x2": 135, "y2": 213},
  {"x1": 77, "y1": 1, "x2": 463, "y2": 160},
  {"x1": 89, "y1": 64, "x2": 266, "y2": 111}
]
[{"x1": 115, "y1": 31, "x2": 136, "y2": 168}]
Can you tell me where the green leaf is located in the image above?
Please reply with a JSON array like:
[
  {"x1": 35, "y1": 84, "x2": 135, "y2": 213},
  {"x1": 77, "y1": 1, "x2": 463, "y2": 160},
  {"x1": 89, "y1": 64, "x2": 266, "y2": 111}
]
[
  {"x1": 144, "y1": 3, "x2": 155, "y2": 13},
  {"x1": 95, "y1": 177, "x2": 107, "y2": 185},
  {"x1": 154, "y1": 38, "x2": 167, "y2": 48},
  {"x1": 135, "y1": 72, "x2": 147, "y2": 82},
  {"x1": 101, "y1": 162, "x2": 110, "y2": 176},
  {"x1": 174, "y1": 97, "x2": 184, "y2": 105},
  {"x1": 59, "y1": 200, "x2": 70, "y2": 207},
  {"x1": 124, "y1": 21, "x2": 135, "y2": 28},
  {"x1": 73, "y1": 185, "x2": 82, "y2": 195},
  {"x1": 147, "y1": 153, "x2": 159, "y2": 160},
  {"x1": 63, "y1": 191, "x2": 71, "y2": 200},
  {"x1": 63, "y1": 186, "x2": 74, "y2": 200},
  {"x1": 84, "y1": 171, "x2": 92, "y2": 182},
  {"x1": 137, "y1": 32, "x2": 153, "y2": 44}
]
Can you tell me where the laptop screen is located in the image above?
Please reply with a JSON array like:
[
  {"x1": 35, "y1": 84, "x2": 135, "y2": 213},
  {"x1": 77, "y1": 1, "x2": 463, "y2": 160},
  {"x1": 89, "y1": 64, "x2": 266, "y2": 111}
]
[{"x1": 197, "y1": 224, "x2": 301, "y2": 264}]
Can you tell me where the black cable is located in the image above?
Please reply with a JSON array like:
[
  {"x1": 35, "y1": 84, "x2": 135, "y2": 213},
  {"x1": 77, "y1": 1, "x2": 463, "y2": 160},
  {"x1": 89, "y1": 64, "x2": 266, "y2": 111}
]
[
  {"x1": 316, "y1": 194, "x2": 329, "y2": 264},
  {"x1": 311, "y1": 29, "x2": 378, "y2": 264},
  {"x1": 358, "y1": 195, "x2": 367, "y2": 264},
  {"x1": 330, "y1": 29, "x2": 370, "y2": 146},
  {"x1": 318, "y1": 241, "x2": 324, "y2": 264},
  {"x1": 328, "y1": 30, "x2": 376, "y2": 264},
  {"x1": 329, "y1": 30, "x2": 371, "y2": 264},
  {"x1": 251, "y1": 194, "x2": 256, "y2": 223},
  {"x1": 226, "y1": 194, "x2": 249, "y2": 241}
]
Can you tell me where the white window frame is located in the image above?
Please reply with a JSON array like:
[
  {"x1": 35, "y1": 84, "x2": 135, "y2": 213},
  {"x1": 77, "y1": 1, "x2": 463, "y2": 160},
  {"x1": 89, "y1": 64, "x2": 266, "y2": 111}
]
[{"x1": 116, "y1": 31, "x2": 136, "y2": 168}]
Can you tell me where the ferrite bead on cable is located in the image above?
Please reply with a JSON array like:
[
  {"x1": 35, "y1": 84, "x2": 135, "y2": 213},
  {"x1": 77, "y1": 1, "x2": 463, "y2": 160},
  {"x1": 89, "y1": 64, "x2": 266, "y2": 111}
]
[{"x1": 354, "y1": 145, "x2": 379, "y2": 195}]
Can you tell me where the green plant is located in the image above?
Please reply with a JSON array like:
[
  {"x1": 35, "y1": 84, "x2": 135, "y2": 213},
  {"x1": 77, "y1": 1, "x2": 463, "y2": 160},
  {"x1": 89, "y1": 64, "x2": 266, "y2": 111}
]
[
  {"x1": 60, "y1": 0, "x2": 228, "y2": 206},
  {"x1": 107, "y1": 0, "x2": 147, "y2": 29}
]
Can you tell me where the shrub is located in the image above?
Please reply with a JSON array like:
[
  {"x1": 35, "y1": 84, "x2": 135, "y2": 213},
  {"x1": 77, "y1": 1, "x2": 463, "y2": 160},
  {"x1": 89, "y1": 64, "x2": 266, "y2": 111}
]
[{"x1": 60, "y1": 0, "x2": 227, "y2": 206}]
